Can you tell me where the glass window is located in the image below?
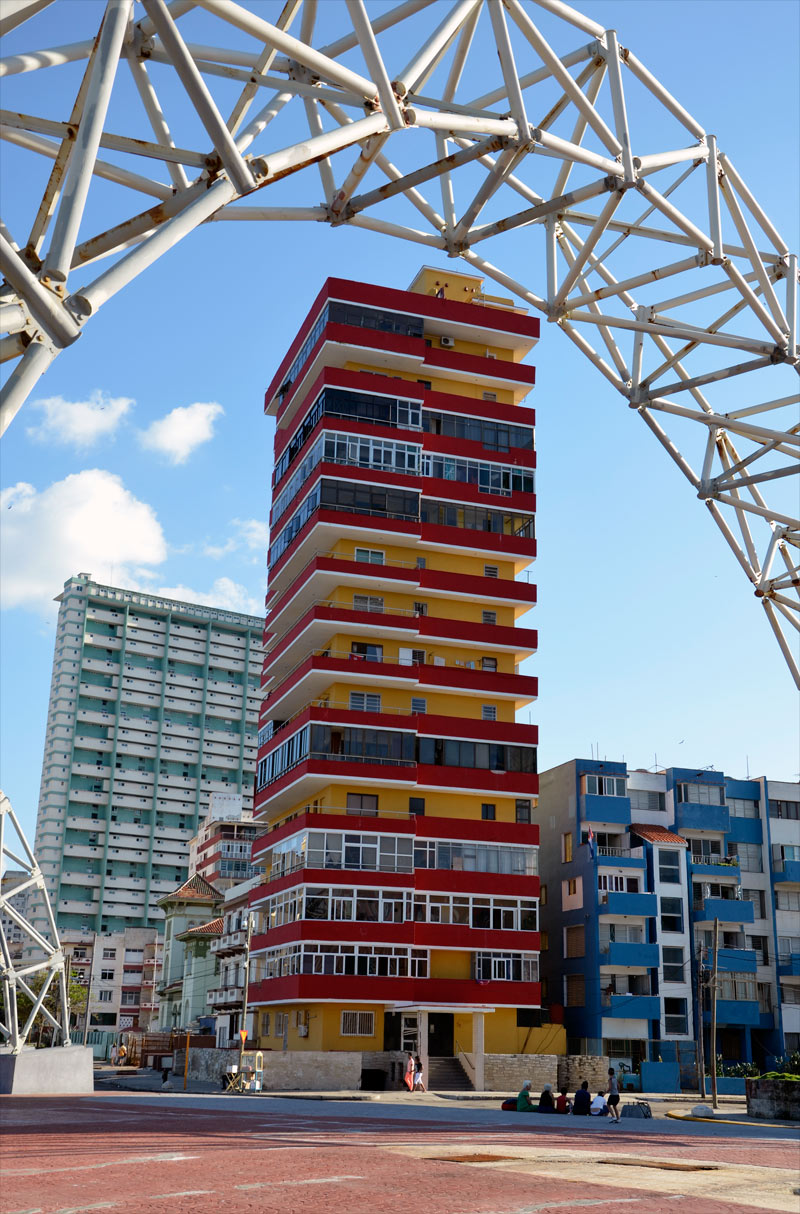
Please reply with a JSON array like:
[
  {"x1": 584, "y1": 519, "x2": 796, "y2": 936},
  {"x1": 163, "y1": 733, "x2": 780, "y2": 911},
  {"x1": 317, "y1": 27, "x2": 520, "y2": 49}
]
[
  {"x1": 676, "y1": 782, "x2": 724, "y2": 805},
  {"x1": 481, "y1": 803, "x2": 496, "y2": 821},
  {"x1": 628, "y1": 788, "x2": 666, "y2": 813},
  {"x1": 728, "y1": 842, "x2": 762, "y2": 872},
  {"x1": 515, "y1": 799, "x2": 532, "y2": 824},
  {"x1": 660, "y1": 897, "x2": 683, "y2": 933},
  {"x1": 768, "y1": 799, "x2": 800, "y2": 819},
  {"x1": 662, "y1": 947, "x2": 684, "y2": 982},
  {"x1": 664, "y1": 997, "x2": 688, "y2": 1034},
  {"x1": 585, "y1": 774, "x2": 627, "y2": 797},
  {"x1": 728, "y1": 797, "x2": 759, "y2": 818},
  {"x1": 659, "y1": 850, "x2": 682, "y2": 883},
  {"x1": 481, "y1": 705, "x2": 497, "y2": 721},
  {"x1": 409, "y1": 797, "x2": 425, "y2": 817}
]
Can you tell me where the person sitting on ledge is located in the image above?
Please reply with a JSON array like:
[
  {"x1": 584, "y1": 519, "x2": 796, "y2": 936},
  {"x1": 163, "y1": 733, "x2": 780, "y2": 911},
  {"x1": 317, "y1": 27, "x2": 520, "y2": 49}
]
[
  {"x1": 572, "y1": 1080, "x2": 591, "y2": 1115},
  {"x1": 537, "y1": 1083, "x2": 556, "y2": 1113},
  {"x1": 516, "y1": 1079, "x2": 536, "y2": 1111},
  {"x1": 555, "y1": 1087, "x2": 572, "y2": 1114},
  {"x1": 591, "y1": 1091, "x2": 610, "y2": 1116}
]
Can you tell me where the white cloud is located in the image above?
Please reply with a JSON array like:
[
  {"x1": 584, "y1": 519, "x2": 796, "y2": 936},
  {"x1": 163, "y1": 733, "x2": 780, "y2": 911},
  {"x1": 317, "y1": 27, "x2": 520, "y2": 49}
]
[
  {"x1": 234, "y1": 518, "x2": 270, "y2": 550},
  {"x1": 139, "y1": 401, "x2": 224, "y2": 464},
  {"x1": 203, "y1": 518, "x2": 269, "y2": 562},
  {"x1": 155, "y1": 577, "x2": 261, "y2": 617},
  {"x1": 26, "y1": 390, "x2": 133, "y2": 447},
  {"x1": 0, "y1": 471, "x2": 167, "y2": 614}
]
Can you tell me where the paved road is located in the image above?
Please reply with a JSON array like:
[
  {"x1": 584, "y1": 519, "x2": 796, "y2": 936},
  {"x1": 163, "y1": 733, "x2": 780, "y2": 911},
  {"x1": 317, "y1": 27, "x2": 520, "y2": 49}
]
[{"x1": 2, "y1": 1094, "x2": 797, "y2": 1214}]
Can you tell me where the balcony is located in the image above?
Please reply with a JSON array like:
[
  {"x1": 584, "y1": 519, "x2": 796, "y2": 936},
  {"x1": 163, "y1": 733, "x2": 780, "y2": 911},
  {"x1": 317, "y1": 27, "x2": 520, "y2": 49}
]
[
  {"x1": 207, "y1": 987, "x2": 243, "y2": 1006},
  {"x1": 703, "y1": 1000, "x2": 760, "y2": 1027},
  {"x1": 601, "y1": 994, "x2": 661, "y2": 1020},
  {"x1": 599, "y1": 891, "x2": 657, "y2": 917},
  {"x1": 716, "y1": 948, "x2": 757, "y2": 973},
  {"x1": 601, "y1": 941, "x2": 659, "y2": 968},
  {"x1": 773, "y1": 859, "x2": 800, "y2": 884},
  {"x1": 210, "y1": 930, "x2": 247, "y2": 956},
  {"x1": 581, "y1": 794, "x2": 631, "y2": 826},
  {"x1": 692, "y1": 897, "x2": 754, "y2": 924},
  {"x1": 675, "y1": 803, "x2": 730, "y2": 833},
  {"x1": 689, "y1": 857, "x2": 740, "y2": 878},
  {"x1": 778, "y1": 953, "x2": 800, "y2": 977},
  {"x1": 595, "y1": 845, "x2": 645, "y2": 869}
]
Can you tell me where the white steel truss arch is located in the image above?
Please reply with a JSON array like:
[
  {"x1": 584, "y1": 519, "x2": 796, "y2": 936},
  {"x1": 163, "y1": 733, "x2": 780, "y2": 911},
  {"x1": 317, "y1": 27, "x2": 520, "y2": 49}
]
[
  {"x1": 0, "y1": 791, "x2": 71, "y2": 1054},
  {"x1": 0, "y1": 0, "x2": 798, "y2": 681}
]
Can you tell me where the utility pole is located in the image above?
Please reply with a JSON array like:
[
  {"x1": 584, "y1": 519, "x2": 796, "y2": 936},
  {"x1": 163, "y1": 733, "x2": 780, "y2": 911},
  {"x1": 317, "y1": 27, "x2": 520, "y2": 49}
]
[
  {"x1": 710, "y1": 918, "x2": 720, "y2": 1110},
  {"x1": 696, "y1": 941, "x2": 706, "y2": 1099},
  {"x1": 237, "y1": 913, "x2": 254, "y2": 1074},
  {"x1": 81, "y1": 931, "x2": 97, "y2": 1047}
]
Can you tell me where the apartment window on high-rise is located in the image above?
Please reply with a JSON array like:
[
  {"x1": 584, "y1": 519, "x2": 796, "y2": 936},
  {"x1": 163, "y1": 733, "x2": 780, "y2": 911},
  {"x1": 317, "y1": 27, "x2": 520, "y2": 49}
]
[
  {"x1": 481, "y1": 705, "x2": 497, "y2": 721},
  {"x1": 484, "y1": 565, "x2": 499, "y2": 578},
  {"x1": 481, "y1": 803, "x2": 496, "y2": 821},
  {"x1": 660, "y1": 897, "x2": 684, "y2": 933},
  {"x1": 515, "y1": 799, "x2": 532, "y2": 824},
  {"x1": 565, "y1": 974, "x2": 585, "y2": 1006},
  {"x1": 662, "y1": 946, "x2": 684, "y2": 982},
  {"x1": 728, "y1": 842, "x2": 763, "y2": 872},
  {"x1": 742, "y1": 887, "x2": 766, "y2": 917},
  {"x1": 676, "y1": 782, "x2": 723, "y2": 805},
  {"x1": 562, "y1": 832, "x2": 573, "y2": 863},
  {"x1": 658, "y1": 850, "x2": 682, "y2": 883},
  {"x1": 409, "y1": 797, "x2": 425, "y2": 817},
  {"x1": 346, "y1": 793, "x2": 378, "y2": 816},
  {"x1": 482, "y1": 610, "x2": 497, "y2": 625},
  {"x1": 747, "y1": 935, "x2": 770, "y2": 965},
  {"x1": 413, "y1": 602, "x2": 428, "y2": 616},
  {"x1": 728, "y1": 797, "x2": 759, "y2": 818},
  {"x1": 585, "y1": 774, "x2": 626, "y2": 797},
  {"x1": 664, "y1": 997, "x2": 688, "y2": 1034},
  {"x1": 97, "y1": 990, "x2": 112, "y2": 1003},
  {"x1": 354, "y1": 548, "x2": 384, "y2": 564},
  {"x1": 102, "y1": 949, "x2": 116, "y2": 960},
  {"x1": 769, "y1": 799, "x2": 800, "y2": 819},
  {"x1": 565, "y1": 925, "x2": 585, "y2": 958}
]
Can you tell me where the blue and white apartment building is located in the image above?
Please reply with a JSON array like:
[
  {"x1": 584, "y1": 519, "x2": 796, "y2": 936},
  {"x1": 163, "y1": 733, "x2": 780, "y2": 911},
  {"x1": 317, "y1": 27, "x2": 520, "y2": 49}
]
[{"x1": 538, "y1": 760, "x2": 799, "y2": 1075}]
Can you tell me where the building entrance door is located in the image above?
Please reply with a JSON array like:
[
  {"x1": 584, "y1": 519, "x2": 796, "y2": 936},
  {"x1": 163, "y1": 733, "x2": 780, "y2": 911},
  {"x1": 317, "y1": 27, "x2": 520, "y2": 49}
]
[
  {"x1": 401, "y1": 1013, "x2": 419, "y2": 1053},
  {"x1": 427, "y1": 1012, "x2": 454, "y2": 1056}
]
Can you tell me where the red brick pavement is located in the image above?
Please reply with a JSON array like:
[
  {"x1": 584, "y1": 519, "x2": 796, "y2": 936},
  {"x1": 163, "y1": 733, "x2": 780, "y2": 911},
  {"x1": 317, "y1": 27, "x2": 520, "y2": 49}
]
[{"x1": 0, "y1": 1099, "x2": 792, "y2": 1214}]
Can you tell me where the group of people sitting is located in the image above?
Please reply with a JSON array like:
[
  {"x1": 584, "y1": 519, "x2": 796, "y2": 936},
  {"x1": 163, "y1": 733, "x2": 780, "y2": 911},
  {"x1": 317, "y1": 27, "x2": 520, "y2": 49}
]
[{"x1": 516, "y1": 1068, "x2": 622, "y2": 1123}]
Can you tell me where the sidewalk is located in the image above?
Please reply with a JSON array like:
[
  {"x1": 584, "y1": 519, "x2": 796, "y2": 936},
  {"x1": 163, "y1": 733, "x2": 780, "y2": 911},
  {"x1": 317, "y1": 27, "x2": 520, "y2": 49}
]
[{"x1": 93, "y1": 1064, "x2": 747, "y2": 1115}]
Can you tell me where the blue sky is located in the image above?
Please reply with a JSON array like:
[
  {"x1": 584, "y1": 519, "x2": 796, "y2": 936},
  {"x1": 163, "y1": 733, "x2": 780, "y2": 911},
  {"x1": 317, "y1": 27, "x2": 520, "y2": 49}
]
[{"x1": 1, "y1": 0, "x2": 798, "y2": 845}]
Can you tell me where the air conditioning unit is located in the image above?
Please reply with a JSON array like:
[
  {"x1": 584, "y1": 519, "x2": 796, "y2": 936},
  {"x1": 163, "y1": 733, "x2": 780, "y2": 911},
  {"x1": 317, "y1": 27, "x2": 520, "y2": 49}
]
[
  {"x1": 297, "y1": 1025, "x2": 309, "y2": 1037},
  {"x1": 440, "y1": 335, "x2": 455, "y2": 348}
]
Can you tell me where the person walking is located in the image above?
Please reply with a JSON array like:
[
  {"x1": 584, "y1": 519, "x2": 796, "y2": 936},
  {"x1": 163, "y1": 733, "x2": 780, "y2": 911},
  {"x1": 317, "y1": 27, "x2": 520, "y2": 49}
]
[
  {"x1": 606, "y1": 1068, "x2": 621, "y2": 1123},
  {"x1": 413, "y1": 1055, "x2": 426, "y2": 1092},
  {"x1": 404, "y1": 1051, "x2": 415, "y2": 1091},
  {"x1": 110, "y1": 1042, "x2": 118, "y2": 1066}
]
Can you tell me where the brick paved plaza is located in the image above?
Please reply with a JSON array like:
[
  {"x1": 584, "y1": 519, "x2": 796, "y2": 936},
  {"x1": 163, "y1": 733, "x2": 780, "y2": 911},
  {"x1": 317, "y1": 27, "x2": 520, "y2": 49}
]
[{"x1": 1, "y1": 1094, "x2": 797, "y2": 1214}]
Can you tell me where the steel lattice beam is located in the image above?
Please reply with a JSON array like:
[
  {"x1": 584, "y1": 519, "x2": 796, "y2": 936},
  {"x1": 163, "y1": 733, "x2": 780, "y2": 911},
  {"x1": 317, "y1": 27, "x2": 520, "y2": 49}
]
[
  {"x1": 0, "y1": 791, "x2": 71, "y2": 1054},
  {"x1": 0, "y1": 0, "x2": 798, "y2": 682}
]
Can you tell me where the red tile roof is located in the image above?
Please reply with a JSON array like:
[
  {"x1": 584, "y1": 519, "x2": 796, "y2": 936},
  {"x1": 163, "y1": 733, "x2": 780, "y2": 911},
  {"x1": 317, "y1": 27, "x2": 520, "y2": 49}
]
[
  {"x1": 158, "y1": 873, "x2": 222, "y2": 905},
  {"x1": 177, "y1": 917, "x2": 224, "y2": 941},
  {"x1": 630, "y1": 823, "x2": 688, "y2": 846}
]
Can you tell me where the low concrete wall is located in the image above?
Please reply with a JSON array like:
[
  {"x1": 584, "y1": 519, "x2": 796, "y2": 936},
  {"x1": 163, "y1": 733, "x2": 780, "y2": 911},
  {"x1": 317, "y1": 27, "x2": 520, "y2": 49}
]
[
  {"x1": 483, "y1": 1053, "x2": 558, "y2": 1092},
  {"x1": 556, "y1": 1054, "x2": 610, "y2": 1093},
  {"x1": 0, "y1": 1045, "x2": 94, "y2": 1095},
  {"x1": 640, "y1": 1061, "x2": 680, "y2": 1093},
  {"x1": 746, "y1": 1078, "x2": 800, "y2": 1120},
  {"x1": 176, "y1": 1046, "x2": 363, "y2": 1091},
  {"x1": 715, "y1": 1076, "x2": 746, "y2": 1095}
]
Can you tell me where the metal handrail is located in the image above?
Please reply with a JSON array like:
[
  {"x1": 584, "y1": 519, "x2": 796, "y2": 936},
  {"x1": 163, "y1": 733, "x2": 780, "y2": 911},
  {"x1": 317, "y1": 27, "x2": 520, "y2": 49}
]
[{"x1": 263, "y1": 646, "x2": 509, "y2": 703}]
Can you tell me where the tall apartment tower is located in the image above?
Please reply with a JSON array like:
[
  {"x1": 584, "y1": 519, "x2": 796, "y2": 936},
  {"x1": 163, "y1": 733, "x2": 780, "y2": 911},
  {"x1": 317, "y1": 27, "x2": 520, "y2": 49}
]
[
  {"x1": 249, "y1": 268, "x2": 543, "y2": 1072},
  {"x1": 33, "y1": 575, "x2": 263, "y2": 936}
]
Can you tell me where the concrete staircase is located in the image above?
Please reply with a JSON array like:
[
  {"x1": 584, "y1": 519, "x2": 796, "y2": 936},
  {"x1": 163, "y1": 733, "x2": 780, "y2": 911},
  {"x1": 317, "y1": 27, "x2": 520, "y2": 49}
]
[{"x1": 426, "y1": 1056, "x2": 473, "y2": 1090}]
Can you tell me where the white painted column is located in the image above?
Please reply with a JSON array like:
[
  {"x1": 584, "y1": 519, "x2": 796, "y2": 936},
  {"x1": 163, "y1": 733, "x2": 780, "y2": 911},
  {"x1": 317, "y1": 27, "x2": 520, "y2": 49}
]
[
  {"x1": 418, "y1": 1009, "x2": 429, "y2": 1084},
  {"x1": 473, "y1": 1010, "x2": 485, "y2": 1091}
]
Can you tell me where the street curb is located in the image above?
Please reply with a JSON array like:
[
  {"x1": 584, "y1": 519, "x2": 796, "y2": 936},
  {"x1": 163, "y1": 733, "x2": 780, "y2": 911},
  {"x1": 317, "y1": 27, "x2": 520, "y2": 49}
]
[{"x1": 666, "y1": 1110, "x2": 789, "y2": 1128}]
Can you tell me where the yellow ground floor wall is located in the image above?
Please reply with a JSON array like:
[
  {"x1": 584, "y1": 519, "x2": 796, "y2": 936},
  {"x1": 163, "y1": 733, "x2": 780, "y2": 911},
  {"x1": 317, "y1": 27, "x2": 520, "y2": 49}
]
[{"x1": 252, "y1": 1001, "x2": 565, "y2": 1057}]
